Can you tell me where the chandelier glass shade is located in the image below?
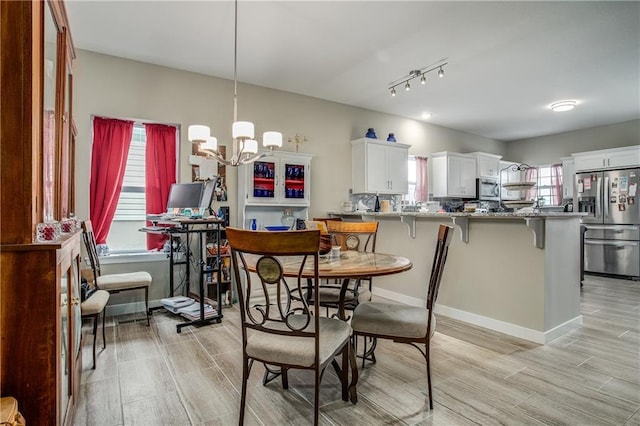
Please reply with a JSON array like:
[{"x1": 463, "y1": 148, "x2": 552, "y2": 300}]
[{"x1": 188, "y1": 0, "x2": 282, "y2": 166}]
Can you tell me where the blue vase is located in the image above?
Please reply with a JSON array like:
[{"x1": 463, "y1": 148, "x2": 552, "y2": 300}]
[
  {"x1": 387, "y1": 133, "x2": 396, "y2": 142},
  {"x1": 365, "y1": 128, "x2": 377, "y2": 139}
]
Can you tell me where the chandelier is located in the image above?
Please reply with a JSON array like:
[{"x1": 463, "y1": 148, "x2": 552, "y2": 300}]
[
  {"x1": 388, "y1": 61, "x2": 448, "y2": 96},
  {"x1": 188, "y1": 0, "x2": 282, "y2": 166}
]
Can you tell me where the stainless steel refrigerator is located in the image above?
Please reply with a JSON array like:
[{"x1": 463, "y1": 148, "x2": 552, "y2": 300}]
[{"x1": 575, "y1": 168, "x2": 639, "y2": 278}]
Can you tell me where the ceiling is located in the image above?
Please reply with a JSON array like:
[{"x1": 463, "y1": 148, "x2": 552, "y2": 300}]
[{"x1": 65, "y1": 1, "x2": 640, "y2": 142}]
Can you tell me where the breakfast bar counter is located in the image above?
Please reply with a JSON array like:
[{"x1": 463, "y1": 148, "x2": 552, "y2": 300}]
[{"x1": 327, "y1": 211, "x2": 585, "y2": 343}]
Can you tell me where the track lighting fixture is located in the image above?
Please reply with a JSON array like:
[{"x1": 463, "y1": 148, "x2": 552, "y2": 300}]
[{"x1": 388, "y1": 61, "x2": 448, "y2": 97}]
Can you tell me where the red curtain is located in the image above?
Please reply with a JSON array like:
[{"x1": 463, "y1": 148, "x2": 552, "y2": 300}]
[
  {"x1": 414, "y1": 156, "x2": 429, "y2": 202},
  {"x1": 90, "y1": 117, "x2": 134, "y2": 245},
  {"x1": 145, "y1": 123, "x2": 177, "y2": 250}
]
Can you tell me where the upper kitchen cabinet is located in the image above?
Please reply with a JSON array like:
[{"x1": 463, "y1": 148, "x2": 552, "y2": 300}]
[
  {"x1": 351, "y1": 138, "x2": 410, "y2": 195},
  {"x1": 238, "y1": 151, "x2": 312, "y2": 206},
  {"x1": 561, "y1": 157, "x2": 575, "y2": 199},
  {"x1": 431, "y1": 152, "x2": 477, "y2": 198},
  {"x1": 573, "y1": 145, "x2": 640, "y2": 172},
  {"x1": 469, "y1": 152, "x2": 502, "y2": 178}
]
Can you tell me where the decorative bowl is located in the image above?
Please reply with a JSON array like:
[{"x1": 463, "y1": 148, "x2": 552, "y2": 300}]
[{"x1": 265, "y1": 225, "x2": 291, "y2": 231}]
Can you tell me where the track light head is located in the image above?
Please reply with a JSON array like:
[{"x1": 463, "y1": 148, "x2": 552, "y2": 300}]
[
  {"x1": 390, "y1": 87, "x2": 396, "y2": 97},
  {"x1": 438, "y1": 67, "x2": 444, "y2": 78},
  {"x1": 405, "y1": 81, "x2": 410, "y2": 91},
  {"x1": 420, "y1": 74, "x2": 426, "y2": 85}
]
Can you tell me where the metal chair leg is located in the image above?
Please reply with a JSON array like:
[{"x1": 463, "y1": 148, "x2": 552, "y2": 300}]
[
  {"x1": 144, "y1": 287, "x2": 150, "y2": 326},
  {"x1": 101, "y1": 308, "x2": 107, "y2": 349},
  {"x1": 91, "y1": 314, "x2": 98, "y2": 369}
]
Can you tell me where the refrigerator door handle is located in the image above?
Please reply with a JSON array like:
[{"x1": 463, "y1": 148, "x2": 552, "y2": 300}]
[
  {"x1": 603, "y1": 176, "x2": 609, "y2": 219},
  {"x1": 596, "y1": 176, "x2": 602, "y2": 219},
  {"x1": 584, "y1": 239, "x2": 638, "y2": 247},
  {"x1": 584, "y1": 225, "x2": 639, "y2": 232}
]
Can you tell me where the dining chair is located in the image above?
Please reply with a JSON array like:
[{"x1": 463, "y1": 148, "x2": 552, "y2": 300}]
[
  {"x1": 350, "y1": 224, "x2": 454, "y2": 409},
  {"x1": 81, "y1": 220, "x2": 153, "y2": 325},
  {"x1": 316, "y1": 221, "x2": 379, "y2": 317},
  {"x1": 226, "y1": 227, "x2": 357, "y2": 425},
  {"x1": 81, "y1": 289, "x2": 110, "y2": 369}
]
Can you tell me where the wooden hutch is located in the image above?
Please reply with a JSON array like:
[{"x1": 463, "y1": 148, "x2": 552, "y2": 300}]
[{"x1": 1, "y1": 1, "x2": 81, "y2": 424}]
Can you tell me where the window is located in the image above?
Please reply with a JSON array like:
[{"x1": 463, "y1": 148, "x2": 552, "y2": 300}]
[
  {"x1": 107, "y1": 124, "x2": 148, "y2": 252},
  {"x1": 114, "y1": 125, "x2": 146, "y2": 220},
  {"x1": 536, "y1": 165, "x2": 562, "y2": 206}
]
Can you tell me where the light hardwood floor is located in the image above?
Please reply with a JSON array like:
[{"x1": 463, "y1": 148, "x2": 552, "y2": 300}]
[{"x1": 73, "y1": 275, "x2": 640, "y2": 425}]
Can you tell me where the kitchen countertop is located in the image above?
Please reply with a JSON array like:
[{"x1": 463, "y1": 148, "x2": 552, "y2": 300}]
[
  {"x1": 328, "y1": 210, "x2": 586, "y2": 218},
  {"x1": 327, "y1": 210, "x2": 585, "y2": 242}
]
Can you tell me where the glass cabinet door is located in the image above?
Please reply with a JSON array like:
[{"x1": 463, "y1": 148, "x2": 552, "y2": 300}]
[
  {"x1": 60, "y1": 267, "x2": 70, "y2": 424},
  {"x1": 283, "y1": 162, "x2": 307, "y2": 201},
  {"x1": 72, "y1": 255, "x2": 82, "y2": 357},
  {"x1": 248, "y1": 160, "x2": 277, "y2": 202},
  {"x1": 42, "y1": 1, "x2": 58, "y2": 222}
]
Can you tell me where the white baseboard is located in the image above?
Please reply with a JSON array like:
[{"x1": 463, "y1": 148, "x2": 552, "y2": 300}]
[
  {"x1": 105, "y1": 299, "x2": 163, "y2": 317},
  {"x1": 373, "y1": 286, "x2": 424, "y2": 307},
  {"x1": 372, "y1": 287, "x2": 583, "y2": 344}
]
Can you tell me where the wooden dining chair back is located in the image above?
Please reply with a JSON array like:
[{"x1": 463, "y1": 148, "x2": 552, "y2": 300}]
[
  {"x1": 351, "y1": 224, "x2": 454, "y2": 409},
  {"x1": 81, "y1": 220, "x2": 153, "y2": 325},
  {"x1": 226, "y1": 227, "x2": 357, "y2": 425},
  {"x1": 314, "y1": 221, "x2": 379, "y2": 316}
]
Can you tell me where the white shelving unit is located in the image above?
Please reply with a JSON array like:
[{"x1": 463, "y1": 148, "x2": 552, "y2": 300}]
[{"x1": 237, "y1": 151, "x2": 312, "y2": 229}]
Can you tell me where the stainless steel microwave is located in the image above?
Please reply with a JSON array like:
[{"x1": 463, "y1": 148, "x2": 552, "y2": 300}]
[{"x1": 476, "y1": 178, "x2": 500, "y2": 201}]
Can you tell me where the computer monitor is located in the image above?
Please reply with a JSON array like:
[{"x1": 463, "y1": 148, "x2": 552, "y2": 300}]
[
  {"x1": 166, "y1": 182, "x2": 204, "y2": 210},
  {"x1": 199, "y1": 177, "x2": 219, "y2": 214}
]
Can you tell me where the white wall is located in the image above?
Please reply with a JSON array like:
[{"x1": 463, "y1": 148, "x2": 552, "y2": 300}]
[
  {"x1": 74, "y1": 49, "x2": 505, "y2": 225},
  {"x1": 505, "y1": 119, "x2": 640, "y2": 164}
]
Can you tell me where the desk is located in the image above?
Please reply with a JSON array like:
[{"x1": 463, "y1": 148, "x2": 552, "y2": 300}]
[
  {"x1": 243, "y1": 250, "x2": 412, "y2": 320},
  {"x1": 142, "y1": 217, "x2": 226, "y2": 332}
]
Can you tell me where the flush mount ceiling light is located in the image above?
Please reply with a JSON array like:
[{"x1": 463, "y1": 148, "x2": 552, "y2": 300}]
[
  {"x1": 550, "y1": 100, "x2": 577, "y2": 112},
  {"x1": 388, "y1": 61, "x2": 448, "y2": 97},
  {"x1": 188, "y1": 0, "x2": 282, "y2": 166},
  {"x1": 421, "y1": 112, "x2": 432, "y2": 120}
]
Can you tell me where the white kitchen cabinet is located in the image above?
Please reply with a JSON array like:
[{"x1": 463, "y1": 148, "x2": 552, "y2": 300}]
[
  {"x1": 561, "y1": 156, "x2": 575, "y2": 199},
  {"x1": 470, "y1": 152, "x2": 502, "y2": 178},
  {"x1": 351, "y1": 138, "x2": 410, "y2": 194},
  {"x1": 499, "y1": 161, "x2": 523, "y2": 200},
  {"x1": 431, "y1": 152, "x2": 477, "y2": 198},
  {"x1": 573, "y1": 145, "x2": 640, "y2": 171}
]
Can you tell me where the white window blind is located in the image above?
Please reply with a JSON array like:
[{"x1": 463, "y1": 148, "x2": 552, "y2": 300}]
[{"x1": 113, "y1": 125, "x2": 146, "y2": 221}]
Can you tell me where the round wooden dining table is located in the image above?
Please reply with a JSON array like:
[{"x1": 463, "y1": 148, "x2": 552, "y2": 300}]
[{"x1": 242, "y1": 250, "x2": 412, "y2": 319}]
